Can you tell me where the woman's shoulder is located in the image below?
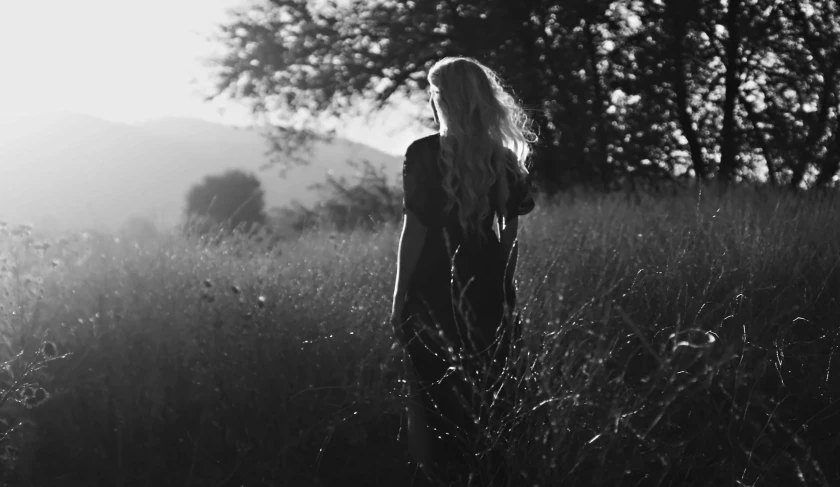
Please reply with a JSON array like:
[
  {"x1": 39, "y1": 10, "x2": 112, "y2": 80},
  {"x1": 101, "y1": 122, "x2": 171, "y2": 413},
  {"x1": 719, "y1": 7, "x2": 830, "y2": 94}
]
[{"x1": 406, "y1": 133, "x2": 441, "y2": 155}]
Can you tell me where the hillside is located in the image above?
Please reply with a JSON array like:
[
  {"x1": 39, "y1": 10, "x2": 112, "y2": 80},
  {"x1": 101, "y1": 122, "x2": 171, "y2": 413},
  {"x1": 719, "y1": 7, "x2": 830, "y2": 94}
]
[{"x1": 0, "y1": 113, "x2": 403, "y2": 233}]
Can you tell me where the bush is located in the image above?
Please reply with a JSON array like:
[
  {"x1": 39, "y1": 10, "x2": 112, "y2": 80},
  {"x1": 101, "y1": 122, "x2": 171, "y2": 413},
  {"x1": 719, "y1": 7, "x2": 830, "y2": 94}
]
[{"x1": 184, "y1": 170, "x2": 267, "y2": 235}]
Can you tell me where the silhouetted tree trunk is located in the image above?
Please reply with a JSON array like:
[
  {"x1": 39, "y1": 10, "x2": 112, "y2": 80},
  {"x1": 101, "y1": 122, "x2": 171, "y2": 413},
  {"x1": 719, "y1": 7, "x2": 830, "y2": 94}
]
[
  {"x1": 740, "y1": 92, "x2": 779, "y2": 186},
  {"x1": 815, "y1": 134, "x2": 840, "y2": 186},
  {"x1": 666, "y1": 0, "x2": 708, "y2": 180},
  {"x1": 719, "y1": 0, "x2": 742, "y2": 181},
  {"x1": 583, "y1": 17, "x2": 612, "y2": 189},
  {"x1": 785, "y1": 0, "x2": 837, "y2": 188}
]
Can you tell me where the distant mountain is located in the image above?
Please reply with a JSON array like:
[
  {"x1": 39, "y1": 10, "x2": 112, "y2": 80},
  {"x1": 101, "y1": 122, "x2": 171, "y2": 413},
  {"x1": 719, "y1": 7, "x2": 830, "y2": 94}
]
[{"x1": 0, "y1": 114, "x2": 403, "y2": 233}]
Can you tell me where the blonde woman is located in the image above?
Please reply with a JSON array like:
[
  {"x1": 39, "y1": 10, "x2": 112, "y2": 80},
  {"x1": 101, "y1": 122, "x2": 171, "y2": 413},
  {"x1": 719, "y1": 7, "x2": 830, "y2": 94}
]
[{"x1": 391, "y1": 57, "x2": 536, "y2": 485}]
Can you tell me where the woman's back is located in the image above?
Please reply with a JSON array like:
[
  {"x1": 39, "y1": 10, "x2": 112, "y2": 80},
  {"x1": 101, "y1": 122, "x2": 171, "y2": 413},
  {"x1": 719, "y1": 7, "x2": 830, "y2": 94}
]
[
  {"x1": 401, "y1": 133, "x2": 534, "y2": 336},
  {"x1": 390, "y1": 56, "x2": 536, "y2": 485}
]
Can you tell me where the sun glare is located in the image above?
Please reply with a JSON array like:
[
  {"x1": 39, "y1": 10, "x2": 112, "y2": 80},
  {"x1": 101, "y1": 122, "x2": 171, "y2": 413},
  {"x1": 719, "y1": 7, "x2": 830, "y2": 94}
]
[
  {"x1": 0, "y1": 0, "x2": 422, "y2": 154},
  {"x1": 0, "y1": 0, "x2": 241, "y2": 125}
]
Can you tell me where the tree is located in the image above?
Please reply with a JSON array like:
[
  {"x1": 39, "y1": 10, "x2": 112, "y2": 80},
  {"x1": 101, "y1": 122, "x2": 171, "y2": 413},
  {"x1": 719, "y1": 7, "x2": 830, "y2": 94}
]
[
  {"x1": 718, "y1": 0, "x2": 743, "y2": 181},
  {"x1": 209, "y1": 0, "x2": 623, "y2": 191},
  {"x1": 737, "y1": 0, "x2": 840, "y2": 188},
  {"x1": 209, "y1": 0, "x2": 840, "y2": 189},
  {"x1": 184, "y1": 170, "x2": 267, "y2": 233}
]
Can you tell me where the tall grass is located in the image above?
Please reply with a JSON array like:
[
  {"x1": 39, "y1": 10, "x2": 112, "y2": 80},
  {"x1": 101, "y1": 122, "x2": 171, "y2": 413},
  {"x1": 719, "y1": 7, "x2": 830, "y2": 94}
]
[{"x1": 0, "y1": 185, "x2": 838, "y2": 486}]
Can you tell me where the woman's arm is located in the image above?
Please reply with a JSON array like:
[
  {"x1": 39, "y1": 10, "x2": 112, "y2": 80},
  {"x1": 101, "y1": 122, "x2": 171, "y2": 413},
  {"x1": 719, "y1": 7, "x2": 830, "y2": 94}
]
[
  {"x1": 500, "y1": 216, "x2": 519, "y2": 306},
  {"x1": 391, "y1": 210, "x2": 428, "y2": 326}
]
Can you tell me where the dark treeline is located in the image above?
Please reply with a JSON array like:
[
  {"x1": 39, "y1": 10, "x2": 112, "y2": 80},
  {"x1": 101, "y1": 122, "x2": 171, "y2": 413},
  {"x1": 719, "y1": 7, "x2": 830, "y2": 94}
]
[{"x1": 209, "y1": 0, "x2": 840, "y2": 192}]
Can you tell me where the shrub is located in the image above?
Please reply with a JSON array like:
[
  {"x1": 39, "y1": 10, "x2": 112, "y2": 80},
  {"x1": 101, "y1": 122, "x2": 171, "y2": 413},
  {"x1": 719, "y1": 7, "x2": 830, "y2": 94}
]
[{"x1": 184, "y1": 170, "x2": 267, "y2": 235}]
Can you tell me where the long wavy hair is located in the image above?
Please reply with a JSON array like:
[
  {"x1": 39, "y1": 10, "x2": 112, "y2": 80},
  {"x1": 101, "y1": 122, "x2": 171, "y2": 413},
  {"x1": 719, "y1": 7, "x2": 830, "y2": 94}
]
[{"x1": 428, "y1": 56, "x2": 536, "y2": 237}]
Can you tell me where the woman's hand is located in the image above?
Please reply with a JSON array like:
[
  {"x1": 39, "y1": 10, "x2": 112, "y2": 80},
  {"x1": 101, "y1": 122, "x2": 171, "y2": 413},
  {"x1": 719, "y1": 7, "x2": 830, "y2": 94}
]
[{"x1": 390, "y1": 297, "x2": 405, "y2": 337}]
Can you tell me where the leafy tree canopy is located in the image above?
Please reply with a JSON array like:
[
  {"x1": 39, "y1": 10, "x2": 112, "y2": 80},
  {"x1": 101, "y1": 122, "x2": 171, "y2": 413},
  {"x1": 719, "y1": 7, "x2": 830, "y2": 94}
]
[{"x1": 210, "y1": 0, "x2": 840, "y2": 190}]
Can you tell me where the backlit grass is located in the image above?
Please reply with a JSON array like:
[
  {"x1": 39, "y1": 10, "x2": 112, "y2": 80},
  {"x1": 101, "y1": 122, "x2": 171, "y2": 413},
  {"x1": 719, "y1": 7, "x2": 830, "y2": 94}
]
[{"x1": 0, "y1": 184, "x2": 838, "y2": 486}]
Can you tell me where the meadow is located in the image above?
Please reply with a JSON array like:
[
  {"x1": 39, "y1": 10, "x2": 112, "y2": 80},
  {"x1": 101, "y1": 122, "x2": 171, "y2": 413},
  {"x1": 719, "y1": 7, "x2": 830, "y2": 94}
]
[{"x1": 0, "y1": 184, "x2": 838, "y2": 486}]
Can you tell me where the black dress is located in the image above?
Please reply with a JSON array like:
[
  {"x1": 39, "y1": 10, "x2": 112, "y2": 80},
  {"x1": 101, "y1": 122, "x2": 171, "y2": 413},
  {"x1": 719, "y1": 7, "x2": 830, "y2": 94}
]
[{"x1": 398, "y1": 134, "x2": 535, "y2": 483}]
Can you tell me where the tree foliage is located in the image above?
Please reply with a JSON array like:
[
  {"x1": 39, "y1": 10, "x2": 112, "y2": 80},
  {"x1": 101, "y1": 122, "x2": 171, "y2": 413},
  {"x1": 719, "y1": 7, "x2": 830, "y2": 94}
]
[
  {"x1": 277, "y1": 159, "x2": 402, "y2": 233},
  {"x1": 211, "y1": 0, "x2": 840, "y2": 190},
  {"x1": 185, "y1": 170, "x2": 268, "y2": 233}
]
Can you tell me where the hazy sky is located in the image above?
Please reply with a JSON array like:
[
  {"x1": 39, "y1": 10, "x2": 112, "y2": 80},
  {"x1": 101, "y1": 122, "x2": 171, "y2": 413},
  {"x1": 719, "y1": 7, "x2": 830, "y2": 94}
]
[{"x1": 0, "y1": 0, "x2": 428, "y2": 155}]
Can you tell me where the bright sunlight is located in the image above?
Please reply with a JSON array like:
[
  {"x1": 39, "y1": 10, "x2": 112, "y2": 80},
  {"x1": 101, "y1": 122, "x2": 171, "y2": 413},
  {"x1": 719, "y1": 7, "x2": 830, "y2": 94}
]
[{"x1": 0, "y1": 0, "x2": 243, "y2": 125}]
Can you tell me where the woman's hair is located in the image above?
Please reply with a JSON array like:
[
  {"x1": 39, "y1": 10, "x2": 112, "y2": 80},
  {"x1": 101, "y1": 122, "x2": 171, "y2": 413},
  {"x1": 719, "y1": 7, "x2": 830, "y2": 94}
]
[{"x1": 428, "y1": 56, "x2": 536, "y2": 237}]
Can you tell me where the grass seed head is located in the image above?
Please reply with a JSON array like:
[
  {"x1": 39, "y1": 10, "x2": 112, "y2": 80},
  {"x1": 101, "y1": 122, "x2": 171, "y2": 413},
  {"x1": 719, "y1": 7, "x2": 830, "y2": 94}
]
[
  {"x1": 22, "y1": 387, "x2": 49, "y2": 409},
  {"x1": 41, "y1": 340, "x2": 57, "y2": 358}
]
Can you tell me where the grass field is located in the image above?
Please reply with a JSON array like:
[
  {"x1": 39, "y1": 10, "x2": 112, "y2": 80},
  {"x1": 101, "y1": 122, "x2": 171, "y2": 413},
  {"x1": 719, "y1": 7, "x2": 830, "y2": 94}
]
[{"x1": 0, "y1": 184, "x2": 838, "y2": 486}]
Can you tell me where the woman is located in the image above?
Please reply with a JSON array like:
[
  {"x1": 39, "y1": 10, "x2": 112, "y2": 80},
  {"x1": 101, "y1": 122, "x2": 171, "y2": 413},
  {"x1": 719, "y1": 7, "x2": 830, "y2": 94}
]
[{"x1": 390, "y1": 57, "x2": 536, "y2": 486}]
